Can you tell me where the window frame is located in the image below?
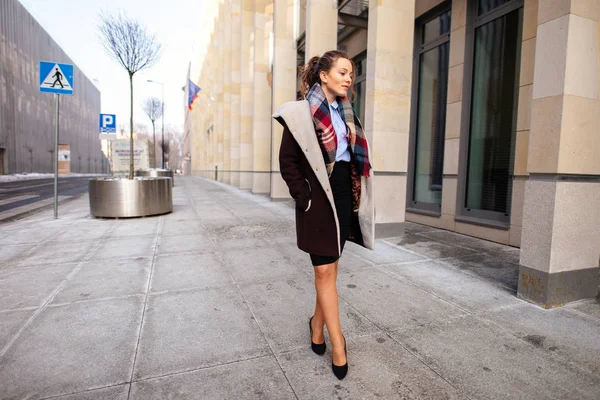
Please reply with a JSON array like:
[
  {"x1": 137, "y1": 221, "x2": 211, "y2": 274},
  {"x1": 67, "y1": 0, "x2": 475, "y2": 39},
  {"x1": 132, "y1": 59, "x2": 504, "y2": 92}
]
[
  {"x1": 407, "y1": 1, "x2": 452, "y2": 216},
  {"x1": 455, "y1": 0, "x2": 524, "y2": 228}
]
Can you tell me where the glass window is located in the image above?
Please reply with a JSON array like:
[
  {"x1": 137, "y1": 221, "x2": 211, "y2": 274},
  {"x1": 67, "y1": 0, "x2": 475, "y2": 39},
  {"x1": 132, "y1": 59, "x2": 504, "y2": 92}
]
[
  {"x1": 423, "y1": 10, "x2": 451, "y2": 44},
  {"x1": 409, "y1": 6, "x2": 451, "y2": 211},
  {"x1": 414, "y1": 43, "x2": 449, "y2": 205},
  {"x1": 479, "y1": 0, "x2": 511, "y2": 15},
  {"x1": 465, "y1": 8, "x2": 521, "y2": 214},
  {"x1": 352, "y1": 56, "x2": 366, "y2": 123}
]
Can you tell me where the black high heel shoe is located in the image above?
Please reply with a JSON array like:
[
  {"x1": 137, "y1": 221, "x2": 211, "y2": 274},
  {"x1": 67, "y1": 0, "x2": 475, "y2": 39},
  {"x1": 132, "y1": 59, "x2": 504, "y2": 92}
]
[
  {"x1": 332, "y1": 335, "x2": 348, "y2": 380},
  {"x1": 309, "y1": 317, "x2": 326, "y2": 355}
]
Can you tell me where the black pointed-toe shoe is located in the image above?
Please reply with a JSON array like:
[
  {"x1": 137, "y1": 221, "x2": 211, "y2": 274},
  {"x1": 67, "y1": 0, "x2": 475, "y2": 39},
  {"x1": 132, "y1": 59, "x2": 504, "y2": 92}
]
[
  {"x1": 309, "y1": 317, "x2": 326, "y2": 355},
  {"x1": 332, "y1": 335, "x2": 348, "y2": 380}
]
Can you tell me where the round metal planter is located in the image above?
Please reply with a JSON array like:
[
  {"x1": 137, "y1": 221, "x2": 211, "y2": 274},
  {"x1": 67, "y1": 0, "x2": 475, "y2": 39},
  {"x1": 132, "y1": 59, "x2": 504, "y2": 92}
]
[
  {"x1": 135, "y1": 169, "x2": 175, "y2": 186},
  {"x1": 89, "y1": 177, "x2": 173, "y2": 218}
]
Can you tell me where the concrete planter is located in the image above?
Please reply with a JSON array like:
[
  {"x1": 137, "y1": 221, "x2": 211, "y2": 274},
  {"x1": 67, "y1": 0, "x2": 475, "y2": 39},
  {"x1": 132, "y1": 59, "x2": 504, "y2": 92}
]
[
  {"x1": 135, "y1": 169, "x2": 175, "y2": 186},
  {"x1": 89, "y1": 177, "x2": 172, "y2": 218}
]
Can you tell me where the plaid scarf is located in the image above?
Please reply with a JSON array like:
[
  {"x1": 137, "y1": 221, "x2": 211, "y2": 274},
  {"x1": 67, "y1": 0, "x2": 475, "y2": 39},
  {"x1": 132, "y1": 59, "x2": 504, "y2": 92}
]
[{"x1": 307, "y1": 83, "x2": 371, "y2": 178}]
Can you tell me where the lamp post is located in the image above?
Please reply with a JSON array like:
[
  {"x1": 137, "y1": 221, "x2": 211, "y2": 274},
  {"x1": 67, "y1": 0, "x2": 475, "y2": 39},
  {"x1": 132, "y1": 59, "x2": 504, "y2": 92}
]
[{"x1": 147, "y1": 79, "x2": 165, "y2": 169}]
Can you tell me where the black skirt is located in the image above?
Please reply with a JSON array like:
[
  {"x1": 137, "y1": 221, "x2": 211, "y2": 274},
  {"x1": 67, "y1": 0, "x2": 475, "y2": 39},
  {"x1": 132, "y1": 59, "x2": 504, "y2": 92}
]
[{"x1": 310, "y1": 161, "x2": 352, "y2": 267}]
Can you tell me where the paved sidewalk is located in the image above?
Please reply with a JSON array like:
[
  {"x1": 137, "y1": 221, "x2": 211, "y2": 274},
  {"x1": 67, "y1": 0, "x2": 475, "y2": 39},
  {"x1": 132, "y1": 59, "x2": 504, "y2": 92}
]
[{"x1": 0, "y1": 176, "x2": 599, "y2": 400}]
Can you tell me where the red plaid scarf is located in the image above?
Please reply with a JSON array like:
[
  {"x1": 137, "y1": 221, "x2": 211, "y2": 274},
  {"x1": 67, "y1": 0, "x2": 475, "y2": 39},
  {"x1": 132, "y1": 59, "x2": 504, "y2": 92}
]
[{"x1": 307, "y1": 83, "x2": 371, "y2": 178}]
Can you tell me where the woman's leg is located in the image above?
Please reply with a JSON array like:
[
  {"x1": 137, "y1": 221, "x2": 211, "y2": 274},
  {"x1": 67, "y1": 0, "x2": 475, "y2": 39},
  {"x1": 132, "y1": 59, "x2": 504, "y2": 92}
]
[
  {"x1": 312, "y1": 294, "x2": 325, "y2": 344},
  {"x1": 314, "y1": 260, "x2": 346, "y2": 366}
]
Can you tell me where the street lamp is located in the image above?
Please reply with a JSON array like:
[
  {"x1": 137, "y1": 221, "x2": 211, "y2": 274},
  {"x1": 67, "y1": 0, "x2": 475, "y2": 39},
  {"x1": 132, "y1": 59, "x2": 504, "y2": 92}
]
[{"x1": 147, "y1": 79, "x2": 165, "y2": 169}]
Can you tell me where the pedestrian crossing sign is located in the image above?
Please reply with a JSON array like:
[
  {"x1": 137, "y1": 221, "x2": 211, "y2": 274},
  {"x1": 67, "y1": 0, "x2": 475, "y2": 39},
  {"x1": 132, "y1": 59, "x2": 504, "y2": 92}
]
[{"x1": 39, "y1": 61, "x2": 74, "y2": 95}]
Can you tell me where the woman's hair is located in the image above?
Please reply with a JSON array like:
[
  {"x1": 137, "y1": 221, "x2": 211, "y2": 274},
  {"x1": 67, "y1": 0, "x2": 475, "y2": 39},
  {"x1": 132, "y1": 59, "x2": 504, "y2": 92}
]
[{"x1": 298, "y1": 50, "x2": 356, "y2": 99}]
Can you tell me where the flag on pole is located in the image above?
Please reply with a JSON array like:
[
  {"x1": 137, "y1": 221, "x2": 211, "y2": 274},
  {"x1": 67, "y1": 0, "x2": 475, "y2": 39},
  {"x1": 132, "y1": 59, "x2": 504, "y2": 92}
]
[{"x1": 187, "y1": 79, "x2": 201, "y2": 110}]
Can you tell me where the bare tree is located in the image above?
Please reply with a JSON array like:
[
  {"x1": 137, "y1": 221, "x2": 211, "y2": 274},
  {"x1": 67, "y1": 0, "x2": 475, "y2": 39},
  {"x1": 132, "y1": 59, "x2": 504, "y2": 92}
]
[
  {"x1": 142, "y1": 97, "x2": 163, "y2": 160},
  {"x1": 98, "y1": 11, "x2": 161, "y2": 179}
]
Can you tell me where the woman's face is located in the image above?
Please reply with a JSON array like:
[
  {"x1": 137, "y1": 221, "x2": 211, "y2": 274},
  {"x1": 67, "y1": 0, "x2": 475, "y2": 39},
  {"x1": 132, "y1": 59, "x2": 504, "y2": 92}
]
[{"x1": 320, "y1": 57, "x2": 353, "y2": 99}]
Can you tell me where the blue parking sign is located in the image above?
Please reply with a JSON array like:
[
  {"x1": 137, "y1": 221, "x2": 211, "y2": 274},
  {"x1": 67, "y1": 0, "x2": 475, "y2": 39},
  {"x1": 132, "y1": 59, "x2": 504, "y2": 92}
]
[{"x1": 99, "y1": 114, "x2": 116, "y2": 133}]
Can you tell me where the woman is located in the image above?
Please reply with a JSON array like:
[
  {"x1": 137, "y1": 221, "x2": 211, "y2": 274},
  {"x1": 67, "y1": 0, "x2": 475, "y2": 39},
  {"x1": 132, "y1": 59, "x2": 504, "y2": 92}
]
[{"x1": 273, "y1": 50, "x2": 374, "y2": 380}]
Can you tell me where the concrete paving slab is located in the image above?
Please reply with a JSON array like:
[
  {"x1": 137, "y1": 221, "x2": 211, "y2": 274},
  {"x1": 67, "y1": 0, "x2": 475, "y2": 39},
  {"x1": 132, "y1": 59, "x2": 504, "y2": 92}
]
[
  {"x1": 0, "y1": 243, "x2": 37, "y2": 265},
  {"x1": 133, "y1": 286, "x2": 271, "y2": 380},
  {"x1": 222, "y1": 247, "x2": 303, "y2": 284},
  {"x1": 238, "y1": 273, "x2": 380, "y2": 354},
  {"x1": 162, "y1": 208, "x2": 199, "y2": 221},
  {"x1": 418, "y1": 229, "x2": 510, "y2": 253},
  {"x1": 111, "y1": 220, "x2": 159, "y2": 237},
  {"x1": 51, "y1": 221, "x2": 114, "y2": 243},
  {"x1": 277, "y1": 333, "x2": 466, "y2": 399},
  {"x1": 381, "y1": 260, "x2": 523, "y2": 312},
  {"x1": 345, "y1": 241, "x2": 426, "y2": 265},
  {"x1": 50, "y1": 384, "x2": 130, "y2": 400},
  {"x1": 383, "y1": 233, "x2": 479, "y2": 259},
  {"x1": 212, "y1": 236, "x2": 269, "y2": 251},
  {"x1": 0, "y1": 296, "x2": 144, "y2": 400},
  {"x1": 336, "y1": 267, "x2": 468, "y2": 331},
  {"x1": 481, "y1": 303, "x2": 600, "y2": 375},
  {"x1": 0, "y1": 263, "x2": 77, "y2": 310},
  {"x1": 130, "y1": 356, "x2": 295, "y2": 400},
  {"x1": 90, "y1": 236, "x2": 155, "y2": 261},
  {"x1": 389, "y1": 315, "x2": 600, "y2": 400},
  {"x1": 0, "y1": 226, "x2": 65, "y2": 245},
  {"x1": 51, "y1": 257, "x2": 152, "y2": 305},
  {"x1": 16, "y1": 240, "x2": 98, "y2": 266},
  {"x1": 155, "y1": 233, "x2": 216, "y2": 255},
  {"x1": 276, "y1": 243, "x2": 313, "y2": 268},
  {"x1": 404, "y1": 221, "x2": 441, "y2": 234},
  {"x1": 0, "y1": 309, "x2": 35, "y2": 350},
  {"x1": 564, "y1": 298, "x2": 600, "y2": 320},
  {"x1": 161, "y1": 220, "x2": 208, "y2": 236},
  {"x1": 151, "y1": 252, "x2": 232, "y2": 292},
  {"x1": 439, "y1": 252, "x2": 520, "y2": 291}
]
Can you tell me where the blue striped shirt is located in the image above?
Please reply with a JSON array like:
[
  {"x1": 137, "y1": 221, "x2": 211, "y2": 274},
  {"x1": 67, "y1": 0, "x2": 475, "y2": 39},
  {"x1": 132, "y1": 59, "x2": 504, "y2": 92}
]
[{"x1": 330, "y1": 100, "x2": 351, "y2": 162}]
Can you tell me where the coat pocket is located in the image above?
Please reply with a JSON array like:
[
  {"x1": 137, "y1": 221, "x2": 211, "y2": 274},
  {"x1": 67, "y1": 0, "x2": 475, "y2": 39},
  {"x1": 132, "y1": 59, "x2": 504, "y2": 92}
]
[{"x1": 303, "y1": 179, "x2": 312, "y2": 211}]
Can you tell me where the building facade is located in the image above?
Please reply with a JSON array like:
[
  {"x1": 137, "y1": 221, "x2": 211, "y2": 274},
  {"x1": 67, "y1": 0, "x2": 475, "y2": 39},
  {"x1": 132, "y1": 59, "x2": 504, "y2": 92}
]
[
  {"x1": 185, "y1": 0, "x2": 600, "y2": 308},
  {"x1": 0, "y1": 0, "x2": 106, "y2": 175}
]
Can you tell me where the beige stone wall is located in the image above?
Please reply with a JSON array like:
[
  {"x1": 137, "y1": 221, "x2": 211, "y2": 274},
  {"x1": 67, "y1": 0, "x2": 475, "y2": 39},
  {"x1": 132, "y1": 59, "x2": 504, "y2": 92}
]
[
  {"x1": 339, "y1": 29, "x2": 368, "y2": 59},
  {"x1": 509, "y1": 0, "x2": 539, "y2": 247},
  {"x1": 305, "y1": 0, "x2": 337, "y2": 60},
  {"x1": 521, "y1": 0, "x2": 600, "y2": 273},
  {"x1": 271, "y1": 0, "x2": 296, "y2": 199},
  {"x1": 252, "y1": 0, "x2": 274, "y2": 194},
  {"x1": 217, "y1": 3, "x2": 225, "y2": 181},
  {"x1": 240, "y1": 0, "x2": 254, "y2": 190},
  {"x1": 366, "y1": 0, "x2": 416, "y2": 225},
  {"x1": 415, "y1": 0, "x2": 445, "y2": 18},
  {"x1": 231, "y1": 0, "x2": 242, "y2": 188},
  {"x1": 223, "y1": 0, "x2": 232, "y2": 184}
]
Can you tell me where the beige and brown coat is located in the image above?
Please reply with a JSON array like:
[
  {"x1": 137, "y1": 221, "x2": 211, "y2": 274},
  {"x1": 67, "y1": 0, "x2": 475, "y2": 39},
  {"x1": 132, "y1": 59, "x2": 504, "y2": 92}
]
[{"x1": 274, "y1": 100, "x2": 374, "y2": 257}]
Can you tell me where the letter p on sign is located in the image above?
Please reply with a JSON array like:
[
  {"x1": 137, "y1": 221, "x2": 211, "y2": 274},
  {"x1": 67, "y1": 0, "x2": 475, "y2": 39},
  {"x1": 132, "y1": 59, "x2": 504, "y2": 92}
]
[{"x1": 99, "y1": 113, "x2": 116, "y2": 133}]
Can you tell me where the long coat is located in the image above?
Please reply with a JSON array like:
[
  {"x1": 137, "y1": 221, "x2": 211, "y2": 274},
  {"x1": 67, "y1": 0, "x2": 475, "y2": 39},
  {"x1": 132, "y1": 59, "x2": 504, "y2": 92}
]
[{"x1": 273, "y1": 100, "x2": 375, "y2": 257}]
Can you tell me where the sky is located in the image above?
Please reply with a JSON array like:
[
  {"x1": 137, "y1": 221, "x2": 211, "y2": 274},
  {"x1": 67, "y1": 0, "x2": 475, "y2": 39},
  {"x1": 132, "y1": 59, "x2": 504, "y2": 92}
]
[{"x1": 19, "y1": 0, "x2": 218, "y2": 135}]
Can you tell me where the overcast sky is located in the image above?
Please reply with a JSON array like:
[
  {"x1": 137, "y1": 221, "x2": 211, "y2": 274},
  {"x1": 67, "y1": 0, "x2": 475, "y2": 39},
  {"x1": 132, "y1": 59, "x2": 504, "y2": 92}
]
[{"x1": 19, "y1": 0, "x2": 218, "y2": 134}]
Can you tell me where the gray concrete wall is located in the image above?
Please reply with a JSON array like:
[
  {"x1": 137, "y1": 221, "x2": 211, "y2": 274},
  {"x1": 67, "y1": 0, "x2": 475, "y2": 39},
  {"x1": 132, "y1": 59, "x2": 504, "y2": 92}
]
[{"x1": 0, "y1": 0, "x2": 106, "y2": 174}]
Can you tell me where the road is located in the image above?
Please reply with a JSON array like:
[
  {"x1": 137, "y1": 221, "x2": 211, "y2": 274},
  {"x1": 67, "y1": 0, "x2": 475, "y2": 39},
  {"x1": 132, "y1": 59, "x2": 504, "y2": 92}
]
[{"x1": 0, "y1": 177, "x2": 95, "y2": 222}]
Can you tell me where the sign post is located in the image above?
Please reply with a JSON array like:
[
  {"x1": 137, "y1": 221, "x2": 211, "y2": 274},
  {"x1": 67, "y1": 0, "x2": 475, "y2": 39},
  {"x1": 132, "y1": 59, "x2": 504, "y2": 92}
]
[
  {"x1": 99, "y1": 114, "x2": 117, "y2": 174},
  {"x1": 40, "y1": 61, "x2": 74, "y2": 219}
]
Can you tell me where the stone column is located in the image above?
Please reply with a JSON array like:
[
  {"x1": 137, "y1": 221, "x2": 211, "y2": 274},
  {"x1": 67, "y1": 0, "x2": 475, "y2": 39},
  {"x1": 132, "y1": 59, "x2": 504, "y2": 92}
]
[
  {"x1": 364, "y1": 0, "x2": 415, "y2": 237},
  {"x1": 230, "y1": 0, "x2": 242, "y2": 188},
  {"x1": 240, "y1": 0, "x2": 254, "y2": 190},
  {"x1": 223, "y1": 0, "x2": 232, "y2": 184},
  {"x1": 270, "y1": 0, "x2": 296, "y2": 199},
  {"x1": 519, "y1": 1, "x2": 600, "y2": 307},
  {"x1": 305, "y1": 0, "x2": 337, "y2": 60},
  {"x1": 252, "y1": 0, "x2": 274, "y2": 194},
  {"x1": 216, "y1": 3, "x2": 225, "y2": 181}
]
